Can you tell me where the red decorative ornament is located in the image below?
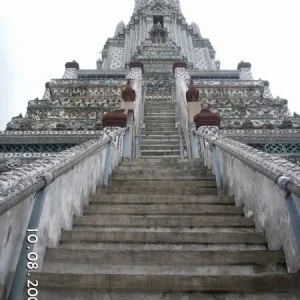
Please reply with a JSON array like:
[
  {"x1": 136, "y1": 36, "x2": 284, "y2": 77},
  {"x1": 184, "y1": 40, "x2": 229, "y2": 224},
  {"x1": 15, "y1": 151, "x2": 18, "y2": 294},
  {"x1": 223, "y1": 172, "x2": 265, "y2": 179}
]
[
  {"x1": 186, "y1": 80, "x2": 199, "y2": 102},
  {"x1": 102, "y1": 109, "x2": 128, "y2": 128},
  {"x1": 194, "y1": 108, "x2": 221, "y2": 129},
  {"x1": 122, "y1": 79, "x2": 136, "y2": 102}
]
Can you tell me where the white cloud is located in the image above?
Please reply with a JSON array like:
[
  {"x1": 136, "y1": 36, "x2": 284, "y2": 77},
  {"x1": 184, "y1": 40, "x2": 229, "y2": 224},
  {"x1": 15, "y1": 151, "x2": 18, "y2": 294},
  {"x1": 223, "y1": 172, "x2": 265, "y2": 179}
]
[{"x1": 0, "y1": 0, "x2": 299, "y2": 130}]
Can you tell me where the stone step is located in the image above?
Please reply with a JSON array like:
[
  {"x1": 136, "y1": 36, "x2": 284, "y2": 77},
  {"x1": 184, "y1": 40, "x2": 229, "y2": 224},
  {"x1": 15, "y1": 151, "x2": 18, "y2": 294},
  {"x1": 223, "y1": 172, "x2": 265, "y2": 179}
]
[
  {"x1": 145, "y1": 106, "x2": 174, "y2": 109},
  {"x1": 141, "y1": 140, "x2": 180, "y2": 145},
  {"x1": 144, "y1": 112, "x2": 175, "y2": 115},
  {"x1": 145, "y1": 103, "x2": 174, "y2": 107},
  {"x1": 142, "y1": 130, "x2": 178, "y2": 135},
  {"x1": 91, "y1": 194, "x2": 229, "y2": 204},
  {"x1": 141, "y1": 150, "x2": 181, "y2": 156},
  {"x1": 107, "y1": 180, "x2": 216, "y2": 188},
  {"x1": 143, "y1": 121, "x2": 177, "y2": 125},
  {"x1": 31, "y1": 273, "x2": 300, "y2": 293},
  {"x1": 112, "y1": 170, "x2": 211, "y2": 177},
  {"x1": 113, "y1": 167, "x2": 208, "y2": 173},
  {"x1": 60, "y1": 230, "x2": 266, "y2": 244},
  {"x1": 140, "y1": 148, "x2": 180, "y2": 151},
  {"x1": 114, "y1": 163, "x2": 208, "y2": 169},
  {"x1": 144, "y1": 116, "x2": 176, "y2": 120},
  {"x1": 140, "y1": 145, "x2": 180, "y2": 150},
  {"x1": 143, "y1": 125, "x2": 177, "y2": 129},
  {"x1": 139, "y1": 155, "x2": 183, "y2": 158},
  {"x1": 40, "y1": 262, "x2": 286, "y2": 276},
  {"x1": 37, "y1": 290, "x2": 300, "y2": 300},
  {"x1": 73, "y1": 215, "x2": 254, "y2": 228},
  {"x1": 120, "y1": 158, "x2": 203, "y2": 164},
  {"x1": 144, "y1": 113, "x2": 176, "y2": 116},
  {"x1": 44, "y1": 249, "x2": 284, "y2": 266},
  {"x1": 142, "y1": 128, "x2": 177, "y2": 133},
  {"x1": 110, "y1": 174, "x2": 214, "y2": 180},
  {"x1": 144, "y1": 118, "x2": 176, "y2": 121},
  {"x1": 145, "y1": 110, "x2": 175, "y2": 114},
  {"x1": 144, "y1": 115, "x2": 176, "y2": 119},
  {"x1": 71, "y1": 226, "x2": 255, "y2": 233},
  {"x1": 116, "y1": 163, "x2": 206, "y2": 169},
  {"x1": 83, "y1": 204, "x2": 242, "y2": 215},
  {"x1": 144, "y1": 100, "x2": 173, "y2": 102},
  {"x1": 141, "y1": 135, "x2": 180, "y2": 139},
  {"x1": 144, "y1": 121, "x2": 176, "y2": 125},
  {"x1": 54, "y1": 242, "x2": 268, "y2": 252}
]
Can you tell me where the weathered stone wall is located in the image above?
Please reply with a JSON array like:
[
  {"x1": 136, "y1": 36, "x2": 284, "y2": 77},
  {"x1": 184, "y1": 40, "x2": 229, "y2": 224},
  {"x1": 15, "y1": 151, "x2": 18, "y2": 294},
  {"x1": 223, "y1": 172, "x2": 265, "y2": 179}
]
[
  {"x1": 0, "y1": 137, "x2": 122, "y2": 299},
  {"x1": 217, "y1": 148, "x2": 300, "y2": 272},
  {"x1": 200, "y1": 133, "x2": 300, "y2": 272},
  {"x1": 0, "y1": 194, "x2": 35, "y2": 300}
]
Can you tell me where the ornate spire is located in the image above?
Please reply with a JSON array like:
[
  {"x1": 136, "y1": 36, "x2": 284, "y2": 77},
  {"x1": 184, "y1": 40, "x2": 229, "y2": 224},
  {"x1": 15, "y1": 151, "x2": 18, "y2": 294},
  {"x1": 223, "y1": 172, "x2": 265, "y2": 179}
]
[
  {"x1": 134, "y1": 0, "x2": 182, "y2": 13},
  {"x1": 191, "y1": 22, "x2": 202, "y2": 37},
  {"x1": 114, "y1": 20, "x2": 125, "y2": 37}
]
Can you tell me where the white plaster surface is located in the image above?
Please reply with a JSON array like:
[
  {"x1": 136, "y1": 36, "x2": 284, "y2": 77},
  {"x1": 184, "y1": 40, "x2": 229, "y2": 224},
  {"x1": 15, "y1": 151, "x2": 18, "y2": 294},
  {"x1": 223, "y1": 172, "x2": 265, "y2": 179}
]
[
  {"x1": 0, "y1": 141, "x2": 122, "y2": 299},
  {"x1": 202, "y1": 144, "x2": 300, "y2": 272}
]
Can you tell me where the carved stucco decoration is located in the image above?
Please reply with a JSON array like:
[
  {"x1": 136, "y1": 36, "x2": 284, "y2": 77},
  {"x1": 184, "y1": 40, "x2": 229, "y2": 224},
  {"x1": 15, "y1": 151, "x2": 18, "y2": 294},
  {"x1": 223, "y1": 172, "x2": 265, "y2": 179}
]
[
  {"x1": 218, "y1": 138, "x2": 300, "y2": 185},
  {"x1": 220, "y1": 129, "x2": 300, "y2": 142},
  {"x1": 115, "y1": 20, "x2": 125, "y2": 37},
  {"x1": 3, "y1": 0, "x2": 297, "y2": 161},
  {"x1": 5, "y1": 159, "x2": 22, "y2": 170},
  {"x1": 199, "y1": 125, "x2": 300, "y2": 180},
  {"x1": 0, "y1": 137, "x2": 113, "y2": 201}
]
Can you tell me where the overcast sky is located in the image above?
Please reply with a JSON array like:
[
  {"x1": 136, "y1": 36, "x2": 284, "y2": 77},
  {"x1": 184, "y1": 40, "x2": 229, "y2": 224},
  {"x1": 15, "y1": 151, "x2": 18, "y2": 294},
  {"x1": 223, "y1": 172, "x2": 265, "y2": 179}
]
[{"x1": 0, "y1": 0, "x2": 299, "y2": 130}]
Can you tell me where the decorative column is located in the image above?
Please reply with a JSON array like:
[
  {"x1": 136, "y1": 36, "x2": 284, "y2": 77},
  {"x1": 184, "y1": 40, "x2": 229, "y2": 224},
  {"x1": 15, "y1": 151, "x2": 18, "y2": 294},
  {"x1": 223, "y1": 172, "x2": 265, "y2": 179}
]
[
  {"x1": 173, "y1": 62, "x2": 192, "y2": 158},
  {"x1": 122, "y1": 78, "x2": 136, "y2": 159},
  {"x1": 263, "y1": 80, "x2": 273, "y2": 99},
  {"x1": 186, "y1": 79, "x2": 201, "y2": 158},
  {"x1": 238, "y1": 61, "x2": 253, "y2": 80},
  {"x1": 195, "y1": 110, "x2": 222, "y2": 194},
  {"x1": 42, "y1": 82, "x2": 51, "y2": 100},
  {"x1": 62, "y1": 61, "x2": 79, "y2": 79},
  {"x1": 129, "y1": 62, "x2": 143, "y2": 158}
]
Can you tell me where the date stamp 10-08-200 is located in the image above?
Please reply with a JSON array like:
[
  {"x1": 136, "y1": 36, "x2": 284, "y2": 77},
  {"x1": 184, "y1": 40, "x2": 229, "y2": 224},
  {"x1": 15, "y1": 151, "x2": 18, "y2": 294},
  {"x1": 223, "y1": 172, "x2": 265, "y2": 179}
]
[{"x1": 26, "y1": 228, "x2": 39, "y2": 299}]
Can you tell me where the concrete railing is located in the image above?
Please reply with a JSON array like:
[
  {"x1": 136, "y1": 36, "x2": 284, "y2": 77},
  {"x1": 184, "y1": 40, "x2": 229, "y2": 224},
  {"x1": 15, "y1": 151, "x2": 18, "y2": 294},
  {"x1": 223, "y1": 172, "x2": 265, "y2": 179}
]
[
  {"x1": 132, "y1": 71, "x2": 143, "y2": 138},
  {"x1": 192, "y1": 126, "x2": 300, "y2": 273},
  {"x1": 174, "y1": 74, "x2": 191, "y2": 158},
  {"x1": 134, "y1": 82, "x2": 146, "y2": 158},
  {"x1": 0, "y1": 127, "x2": 127, "y2": 300}
]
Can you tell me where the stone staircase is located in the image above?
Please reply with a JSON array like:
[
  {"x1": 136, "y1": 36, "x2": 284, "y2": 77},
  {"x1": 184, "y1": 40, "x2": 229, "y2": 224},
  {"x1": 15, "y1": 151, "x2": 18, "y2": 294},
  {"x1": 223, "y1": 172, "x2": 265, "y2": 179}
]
[
  {"x1": 34, "y1": 158, "x2": 300, "y2": 299},
  {"x1": 141, "y1": 92, "x2": 181, "y2": 158}
]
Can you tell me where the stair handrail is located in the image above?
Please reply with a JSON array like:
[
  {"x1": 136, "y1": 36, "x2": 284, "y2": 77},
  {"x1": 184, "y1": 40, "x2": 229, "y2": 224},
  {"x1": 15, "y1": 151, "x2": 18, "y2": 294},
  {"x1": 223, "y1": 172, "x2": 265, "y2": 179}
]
[
  {"x1": 193, "y1": 127, "x2": 300, "y2": 271},
  {"x1": 2, "y1": 126, "x2": 128, "y2": 300},
  {"x1": 134, "y1": 81, "x2": 147, "y2": 158},
  {"x1": 193, "y1": 128, "x2": 300, "y2": 197},
  {"x1": 173, "y1": 77, "x2": 191, "y2": 158},
  {"x1": 0, "y1": 127, "x2": 128, "y2": 216},
  {"x1": 133, "y1": 77, "x2": 143, "y2": 137}
]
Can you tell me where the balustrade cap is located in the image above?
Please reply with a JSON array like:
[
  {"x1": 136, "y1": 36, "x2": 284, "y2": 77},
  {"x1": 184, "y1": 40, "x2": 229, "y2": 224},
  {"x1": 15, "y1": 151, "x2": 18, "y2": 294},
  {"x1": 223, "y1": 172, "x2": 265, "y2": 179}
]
[
  {"x1": 102, "y1": 109, "x2": 128, "y2": 128},
  {"x1": 129, "y1": 61, "x2": 144, "y2": 73},
  {"x1": 194, "y1": 108, "x2": 221, "y2": 129},
  {"x1": 237, "y1": 61, "x2": 252, "y2": 70},
  {"x1": 65, "y1": 60, "x2": 80, "y2": 69},
  {"x1": 173, "y1": 62, "x2": 187, "y2": 73}
]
